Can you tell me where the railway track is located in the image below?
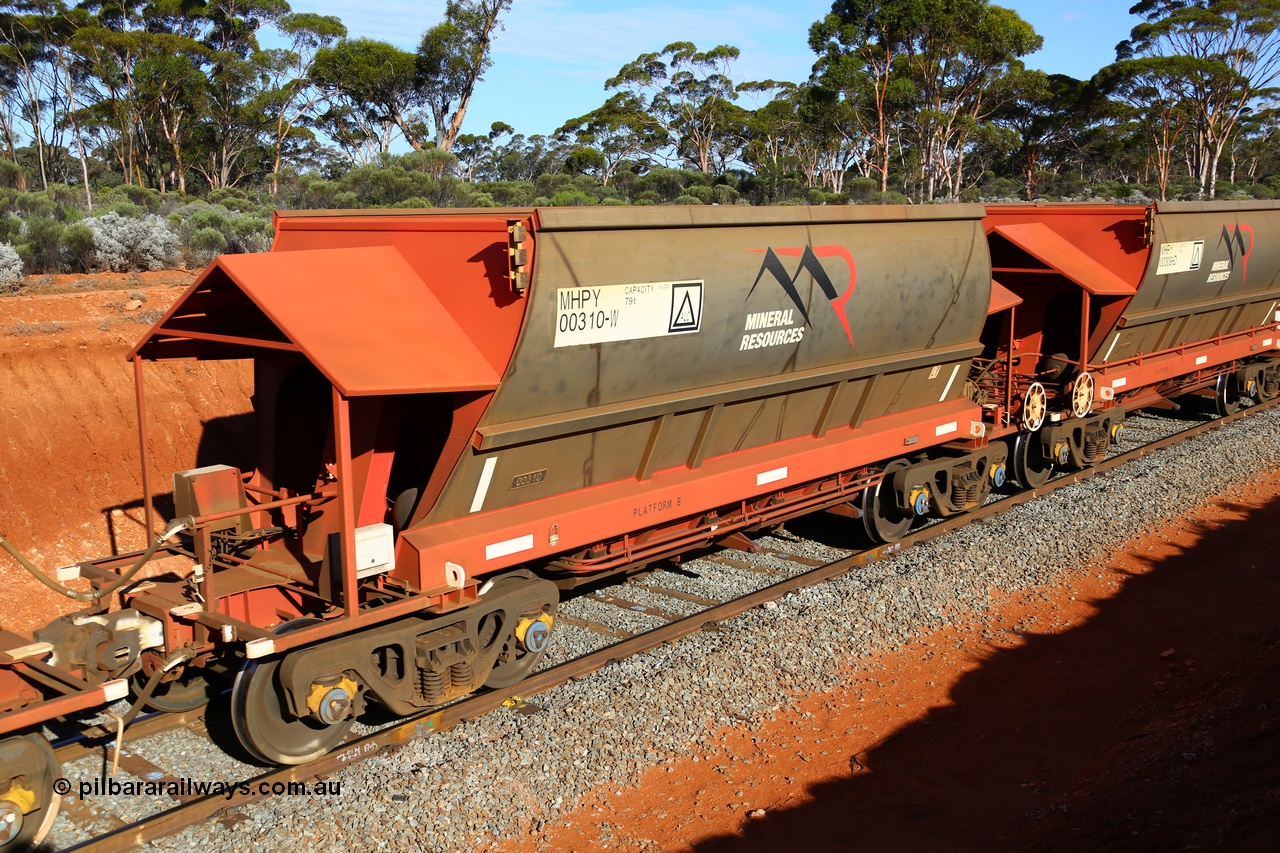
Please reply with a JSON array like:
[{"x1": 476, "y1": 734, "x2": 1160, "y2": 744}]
[{"x1": 46, "y1": 398, "x2": 1277, "y2": 852}]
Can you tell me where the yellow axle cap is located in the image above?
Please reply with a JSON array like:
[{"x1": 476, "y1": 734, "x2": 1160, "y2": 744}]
[
  {"x1": 515, "y1": 613, "x2": 555, "y2": 644},
  {"x1": 0, "y1": 782, "x2": 36, "y2": 815},
  {"x1": 305, "y1": 676, "x2": 360, "y2": 718}
]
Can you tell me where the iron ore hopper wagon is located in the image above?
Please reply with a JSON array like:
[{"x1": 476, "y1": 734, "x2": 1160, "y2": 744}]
[{"x1": 1, "y1": 201, "x2": 1277, "y2": 848}]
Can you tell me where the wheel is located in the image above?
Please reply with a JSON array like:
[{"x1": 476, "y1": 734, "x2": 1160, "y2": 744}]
[
  {"x1": 231, "y1": 619, "x2": 352, "y2": 765},
  {"x1": 860, "y1": 459, "x2": 914, "y2": 544},
  {"x1": 1012, "y1": 431, "x2": 1053, "y2": 489},
  {"x1": 484, "y1": 577, "x2": 558, "y2": 690},
  {"x1": 1071, "y1": 372, "x2": 1094, "y2": 418},
  {"x1": 0, "y1": 735, "x2": 60, "y2": 851},
  {"x1": 1213, "y1": 373, "x2": 1241, "y2": 416},
  {"x1": 1021, "y1": 382, "x2": 1048, "y2": 431},
  {"x1": 131, "y1": 665, "x2": 218, "y2": 713}
]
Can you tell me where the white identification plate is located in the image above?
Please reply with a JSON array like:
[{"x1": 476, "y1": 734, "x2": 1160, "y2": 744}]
[
  {"x1": 554, "y1": 281, "x2": 702, "y2": 347},
  {"x1": 1156, "y1": 241, "x2": 1204, "y2": 275}
]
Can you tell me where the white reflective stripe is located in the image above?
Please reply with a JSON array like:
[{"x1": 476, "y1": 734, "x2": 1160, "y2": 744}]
[
  {"x1": 1102, "y1": 333, "x2": 1119, "y2": 363},
  {"x1": 1195, "y1": 355, "x2": 1208, "y2": 365},
  {"x1": 102, "y1": 679, "x2": 129, "y2": 702},
  {"x1": 1265, "y1": 339, "x2": 1274, "y2": 347},
  {"x1": 244, "y1": 637, "x2": 276, "y2": 659},
  {"x1": 3, "y1": 642, "x2": 52, "y2": 661},
  {"x1": 938, "y1": 364, "x2": 960, "y2": 402},
  {"x1": 469, "y1": 457, "x2": 498, "y2": 513},
  {"x1": 756, "y1": 466, "x2": 788, "y2": 486},
  {"x1": 935, "y1": 421, "x2": 958, "y2": 437},
  {"x1": 1111, "y1": 377, "x2": 1127, "y2": 389},
  {"x1": 486, "y1": 534, "x2": 534, "y2": 561}
]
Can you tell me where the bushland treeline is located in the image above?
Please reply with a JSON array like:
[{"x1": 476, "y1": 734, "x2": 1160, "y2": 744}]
[{"x1": 0, "y1": 0, "x2": 1277, "y2": 280}]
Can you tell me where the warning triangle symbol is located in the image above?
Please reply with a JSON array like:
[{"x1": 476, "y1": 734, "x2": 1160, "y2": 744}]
[{"x1": 674, "y1": 292, "x2": 696, "y2": 326}]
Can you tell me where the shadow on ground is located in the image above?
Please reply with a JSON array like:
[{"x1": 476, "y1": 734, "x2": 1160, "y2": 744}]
[{"x1": 694, "y1": 493, "x2": 1280, "y2": 852}]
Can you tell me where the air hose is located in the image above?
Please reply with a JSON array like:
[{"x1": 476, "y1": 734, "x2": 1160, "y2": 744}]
[{"x1": 0, "y1": 517, "x2": 194, "y2": 602}]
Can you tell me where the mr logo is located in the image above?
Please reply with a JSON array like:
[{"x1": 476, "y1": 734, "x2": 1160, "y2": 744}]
[
  {"x1": 1219, "y1": 224, "x2": 1255, "y2": 282},
  {"x1": 747, "y1": 246, "x2": 856, "y2": 346}
]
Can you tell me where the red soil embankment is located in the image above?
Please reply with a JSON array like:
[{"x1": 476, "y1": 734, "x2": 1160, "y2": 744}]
[{"x1": 0, "y1": 275, "x2": 253, "y2": 635}]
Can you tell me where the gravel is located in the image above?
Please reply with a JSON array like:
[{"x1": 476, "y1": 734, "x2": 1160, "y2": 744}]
[{"x1": 42, "y1": 404, "x2": 1280, "y2": 853}]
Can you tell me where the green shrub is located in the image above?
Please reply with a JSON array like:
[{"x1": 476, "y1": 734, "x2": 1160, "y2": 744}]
[
  {"x1": 711, "y1": 185, "x2": 740, "y2": 205},
  {"x1": 187, "y1": 226, "x2": 228, "y2": 266},
  {"x1": 481, "y1": 180, "x2": 536, "y2": 206},
  {"x1": 0, "y1": 160, "x2": 27, "y2": 191},
  {"x1": 872, "y1": 191, "x2": 910, "y2": 205},
  {"x1": 18, "y1": 216, "x2": 65, "y2": 273},
  {"x1": 548, "y1": 189, "x2": 597, "y2": 206},
  {"x1": 0, "y1": 214, "x2": 20, "y2": 243},
  {"x1": 62, "y1": 223, "x2": 96, "y2": 270},
  {"x1": 101, "y1": 199, "x2": 144, "y2": 219},
  {"x1": 846, "y1": 177, "x2": 877, "y2": 203}
]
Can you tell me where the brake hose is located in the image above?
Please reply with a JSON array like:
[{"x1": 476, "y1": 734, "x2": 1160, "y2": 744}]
[{"x1": 0, "y1": 517, "x2": 193, "y2": 602}]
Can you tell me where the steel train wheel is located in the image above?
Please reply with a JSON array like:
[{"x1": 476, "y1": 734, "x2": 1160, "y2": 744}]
[
  {"x1": 0, "y1": 736, "x2": 60, "y2": 851},
  {"x1": 231, "y1": 619, "x2": 353, "y2": 766},
  {"x1": 860, "y1": 459, "x2": 914, "y2": 544},
  {"x1": 131, "y1": 666, "x2": 219, "y2": 713},
  {"x1": 484, "y1": 577, "x2": 558, "y2": 690},
  {"x1": 1214, "y1": 373, "x2": 1241, "y2": 417},
  {"x1": 1012, "y1": 432, "x2": 1053, "y2": 489}
]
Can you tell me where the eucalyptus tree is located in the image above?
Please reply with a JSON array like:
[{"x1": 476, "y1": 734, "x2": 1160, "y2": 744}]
[
  {"x1": 192, "y1": 0, "x2": 290, "y2": 189},
  {"x1": 994, "y1": 72, "x2": 1095, "y2": 199},
  {"x1": 311, "y1": 38, "x2": 424, "y2": 161},
  {"x1": 1121, "y1": 0, "x2": 1280, "y2": 198},
  {"x1": 70, "y1": 0, "x2": 153, "y2": 187},
  {"x1": 737, "y1": 81, "x2": 801, "y2": 176},
  {"x1": 808, "y1": 1, "x2": 920, "y2": 193},
  {"x1": 899, "y1": 1, "x2": 1041, "y2": 200},
  {"x1": 557, "y1": 94, "x2": 665, "y2": 185},
  {"x1": 0, "y1": 1, "x2": 62, "y2": 190},
  {"x1": 452, "y1": 121, "x2": 512, "y2": 181},
  {"x1": 417, "y1": 0, "x2": 512, "y2": 152},
  {"x1": 604, "y1": 41, "x2": 744, "y2": 174},
  {"x1": 1094, "y1": 56, "x2": 1196, "y2": 199},
  {"x1": 793, "y1": 83, "x2": 869, "y2": 193},
  {"x1": 261, "y1": 12, "x2": 346, "y2": 194}
]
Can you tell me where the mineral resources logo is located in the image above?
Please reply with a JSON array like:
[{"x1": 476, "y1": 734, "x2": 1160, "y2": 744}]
[
  {"x1": 743, "y1": 245, "x2": 856, "y2": 350},
  {"x1": 1218, "y1": 224, "x2": 1254, "y2": 282}
]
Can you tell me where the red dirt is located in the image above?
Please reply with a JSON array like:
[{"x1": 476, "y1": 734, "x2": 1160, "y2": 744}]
[
  {"x1": 527, "y1": 470, "x2": 1280, "y2": 852},
  {"x1": 0, "y1": 271, "x2": 253, "y2": 636}
]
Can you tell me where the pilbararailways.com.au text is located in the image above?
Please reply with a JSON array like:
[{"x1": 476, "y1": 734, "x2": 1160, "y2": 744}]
[{"x1": 57, "y1": 776, "x2": 341, "y2": 800}]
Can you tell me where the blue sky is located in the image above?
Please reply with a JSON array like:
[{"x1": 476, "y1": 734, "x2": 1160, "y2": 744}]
[{"x1": 287, "y1": 0, "x2": 1139, "y2": 139}]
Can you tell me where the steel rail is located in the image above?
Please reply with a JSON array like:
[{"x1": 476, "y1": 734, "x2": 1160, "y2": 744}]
[{"x1": 61, "y1": 398, "x2": 1278, "y2": 852}]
